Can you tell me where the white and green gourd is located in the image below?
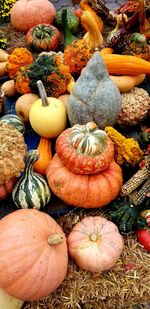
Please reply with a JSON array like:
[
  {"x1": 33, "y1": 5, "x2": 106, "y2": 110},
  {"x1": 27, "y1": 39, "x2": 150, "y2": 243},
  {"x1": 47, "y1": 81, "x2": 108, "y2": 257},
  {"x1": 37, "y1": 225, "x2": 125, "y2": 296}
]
[
  {"x1": 70, "y1": 122, "x2": 107, "y2": 155},
  {"x1": 12, "y1": 149, "x2": 51, "y2": 209},
  {"x1": 0, "y1": 114, "x2": 25, "y2": 134}
]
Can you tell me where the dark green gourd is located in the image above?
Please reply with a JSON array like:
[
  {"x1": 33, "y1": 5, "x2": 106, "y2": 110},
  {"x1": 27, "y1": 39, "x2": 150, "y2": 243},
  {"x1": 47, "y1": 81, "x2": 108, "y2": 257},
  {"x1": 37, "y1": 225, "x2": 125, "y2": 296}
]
[
  {"x1": 12, "y1": 150, "x2": 51, "y2": 209},
  {"x1": 67, "y1": 51, "x2": 121, "y2": 129}
]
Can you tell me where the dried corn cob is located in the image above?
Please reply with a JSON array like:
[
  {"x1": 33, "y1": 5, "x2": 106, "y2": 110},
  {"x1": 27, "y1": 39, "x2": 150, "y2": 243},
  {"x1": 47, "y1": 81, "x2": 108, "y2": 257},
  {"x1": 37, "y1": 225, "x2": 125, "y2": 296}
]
[
  {"x1": 121, "y1": 166, "x2": 150, "y2": 196},
  {"x1": 132, "y1": 179, "x2": 150, "y2": 205}
]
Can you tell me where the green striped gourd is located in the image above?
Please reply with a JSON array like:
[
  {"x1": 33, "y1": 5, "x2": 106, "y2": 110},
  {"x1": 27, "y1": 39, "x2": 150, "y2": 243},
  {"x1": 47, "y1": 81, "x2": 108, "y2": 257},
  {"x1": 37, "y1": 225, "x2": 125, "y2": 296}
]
[
  {"x1": 12, "y1": 150, "x2": 51, "y2": 209},
  {"x1": 0, "y1": 114, "x2": 25, "y2": 134}
]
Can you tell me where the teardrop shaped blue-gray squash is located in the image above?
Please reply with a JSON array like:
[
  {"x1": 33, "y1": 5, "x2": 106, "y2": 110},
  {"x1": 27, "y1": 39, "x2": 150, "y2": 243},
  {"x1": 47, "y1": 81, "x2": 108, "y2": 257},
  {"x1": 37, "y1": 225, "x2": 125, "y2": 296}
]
[{"x1": 67, "y1": 51, "x2": 121, "y2": 129}]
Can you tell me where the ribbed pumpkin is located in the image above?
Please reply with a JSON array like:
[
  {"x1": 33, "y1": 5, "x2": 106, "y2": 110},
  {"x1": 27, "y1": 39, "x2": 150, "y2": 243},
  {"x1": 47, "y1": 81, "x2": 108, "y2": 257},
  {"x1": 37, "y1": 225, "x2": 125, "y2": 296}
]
[
  {"x1": 56, "y1": 122, "x2": 114, "y2": 174},
  {"x1": 46, "y1": 154, "x2": 123, "y2": 208},
  {"x1": 26, "y1": 24, "x2": 61, "y2": 52},
  {"x1": 12, "y1": 150, "x2": 51, "y2": 209},
  {"x1": 0, "y1": 209, "x2": 68, "y2": 301},
  {"x1": 68, "y1": 216, "x2": 124, "y2": 272},
  {"x1": 11, "y1": 0, "x2": 56, "y2": 32}
]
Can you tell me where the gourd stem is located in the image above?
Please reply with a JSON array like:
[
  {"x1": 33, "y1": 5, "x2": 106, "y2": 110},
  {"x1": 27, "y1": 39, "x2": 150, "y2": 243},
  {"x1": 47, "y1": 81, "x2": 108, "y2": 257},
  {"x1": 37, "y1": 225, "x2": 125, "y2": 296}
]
[
  {"x1": 37, "y1": 80, "x2": 49, "y2": 107},
  {"x1": 47, "y1": 234, "x2": 64, "y2": 245},
  {"x1": 89, "y1": 233, "x2": 98, "y2": 242}
]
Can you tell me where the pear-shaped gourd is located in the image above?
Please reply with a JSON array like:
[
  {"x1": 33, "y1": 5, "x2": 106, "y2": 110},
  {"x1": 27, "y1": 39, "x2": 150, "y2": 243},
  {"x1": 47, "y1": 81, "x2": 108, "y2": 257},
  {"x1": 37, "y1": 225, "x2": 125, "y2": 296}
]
[
  {"x1": 67, "y1": 51, "x2": 121, "y2": 129},
  {"x1": 12, "y1": 150, "x2": 51, "y2": 209}
]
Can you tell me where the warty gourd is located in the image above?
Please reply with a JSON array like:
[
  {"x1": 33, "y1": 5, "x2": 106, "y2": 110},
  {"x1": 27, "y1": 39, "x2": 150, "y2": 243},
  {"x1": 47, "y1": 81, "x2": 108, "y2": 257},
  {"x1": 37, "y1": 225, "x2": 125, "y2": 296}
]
[{"x1": 67, "y1": 51, "x2": 121, "y2": 129}]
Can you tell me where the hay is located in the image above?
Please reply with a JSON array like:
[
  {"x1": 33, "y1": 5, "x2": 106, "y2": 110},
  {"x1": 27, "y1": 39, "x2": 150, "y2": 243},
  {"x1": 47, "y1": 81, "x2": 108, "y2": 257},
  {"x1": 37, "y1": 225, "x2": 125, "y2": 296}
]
[{"x1": 23, "y1": 209, "x2": 150, "y2": 309}]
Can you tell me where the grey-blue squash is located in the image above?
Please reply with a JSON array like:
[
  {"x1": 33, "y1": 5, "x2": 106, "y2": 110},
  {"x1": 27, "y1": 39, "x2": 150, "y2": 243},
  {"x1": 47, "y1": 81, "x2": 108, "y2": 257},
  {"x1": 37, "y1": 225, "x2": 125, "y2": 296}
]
[{"x1": 67, "y1": 51, "x2": 121, "y2": 129}]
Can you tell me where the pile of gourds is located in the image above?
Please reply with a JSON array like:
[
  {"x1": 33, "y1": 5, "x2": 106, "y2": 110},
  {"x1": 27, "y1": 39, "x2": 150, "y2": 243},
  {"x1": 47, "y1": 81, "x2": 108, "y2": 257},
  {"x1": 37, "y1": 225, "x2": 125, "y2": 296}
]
[{"x1": 0, "y1": 0, "x2": 150, "y2": 306}]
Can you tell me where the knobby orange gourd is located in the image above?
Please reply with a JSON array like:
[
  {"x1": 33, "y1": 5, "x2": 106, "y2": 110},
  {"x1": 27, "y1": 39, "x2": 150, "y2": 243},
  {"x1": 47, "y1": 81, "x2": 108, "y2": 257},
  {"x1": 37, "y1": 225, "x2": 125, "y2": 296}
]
[{"x1": 34, "y1": 137, "x2": 53, "y2": 175}]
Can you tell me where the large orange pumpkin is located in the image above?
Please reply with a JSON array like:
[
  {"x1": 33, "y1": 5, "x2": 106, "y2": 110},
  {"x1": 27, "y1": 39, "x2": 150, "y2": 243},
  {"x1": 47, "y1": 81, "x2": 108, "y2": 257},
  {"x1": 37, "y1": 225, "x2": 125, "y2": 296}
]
[
  {"x1": 56, "y1": 122, "x2": 114, "y2": 174},
  {"x1": 0, "y1": 209, "x2": 68, "y2": 301},
  {"x1": 11, "y1": 0, "x2": 56, "y2": 33},
  {"x1": 46, "y1": 154, "x2": 123, "y2": 208}
]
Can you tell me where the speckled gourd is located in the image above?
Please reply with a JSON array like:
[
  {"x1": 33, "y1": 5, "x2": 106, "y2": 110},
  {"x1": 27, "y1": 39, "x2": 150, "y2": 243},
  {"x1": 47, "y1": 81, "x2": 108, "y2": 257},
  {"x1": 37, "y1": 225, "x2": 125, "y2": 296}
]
[{"x1": 67, "y1": 51, "x2": 121, "y2": 129}]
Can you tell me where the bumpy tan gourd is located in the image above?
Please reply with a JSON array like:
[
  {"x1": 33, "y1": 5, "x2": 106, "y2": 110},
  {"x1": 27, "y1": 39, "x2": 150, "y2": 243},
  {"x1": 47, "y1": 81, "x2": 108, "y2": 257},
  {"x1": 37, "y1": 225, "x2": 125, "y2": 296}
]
[
  {"x1": 117, "y1": 87, "x2": 150, "y2": 126},
  {"x1": 0, "y1": 122, "x2": 27, "y2": 184},
  {"x1": 67, "y1": 51, "x2": 121, "y2": 129}
]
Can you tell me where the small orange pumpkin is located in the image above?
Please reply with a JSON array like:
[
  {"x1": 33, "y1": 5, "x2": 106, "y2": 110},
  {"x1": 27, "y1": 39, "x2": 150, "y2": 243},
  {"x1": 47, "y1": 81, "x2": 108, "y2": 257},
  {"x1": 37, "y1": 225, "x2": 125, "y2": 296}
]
[
  {"x1": 46, "y1": 154, "x2": 123, "y2": 208},
  {"x1": 0, "y1": 209, "x2": 68, "y2": 301},
  {"x1": 68, "y1": 216, "x2": 124, "y2": 272},
  {"x1": 26, "y1": 24, "x2": 61, "y2": 52},
  {"x1": 56, "y1": 122, "x2": 114, "y2": 174}
]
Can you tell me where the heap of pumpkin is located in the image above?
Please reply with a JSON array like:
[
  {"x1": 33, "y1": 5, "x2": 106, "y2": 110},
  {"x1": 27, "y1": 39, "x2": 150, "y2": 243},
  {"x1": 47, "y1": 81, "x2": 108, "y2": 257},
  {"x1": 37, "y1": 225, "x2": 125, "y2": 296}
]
[{"x1": 0, "y1": 0, "x2": 150, "y2": 306}]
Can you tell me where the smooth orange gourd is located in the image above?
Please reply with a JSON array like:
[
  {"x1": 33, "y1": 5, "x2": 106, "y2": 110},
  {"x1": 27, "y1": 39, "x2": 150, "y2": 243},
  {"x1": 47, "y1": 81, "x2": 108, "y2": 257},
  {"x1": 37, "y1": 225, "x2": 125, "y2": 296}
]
[
  {"x1": 80, "y1": 0, "x2": 103, "y2": 32},
  {"x1": 100, "y1": 47, "x2": 113, "y2": 56},
  {"x1": 34, "y1": 137, "x2": 53, "y2": 175},
  {"x1": 101, "y1": 53, "x2": 150, "y2": 75}
]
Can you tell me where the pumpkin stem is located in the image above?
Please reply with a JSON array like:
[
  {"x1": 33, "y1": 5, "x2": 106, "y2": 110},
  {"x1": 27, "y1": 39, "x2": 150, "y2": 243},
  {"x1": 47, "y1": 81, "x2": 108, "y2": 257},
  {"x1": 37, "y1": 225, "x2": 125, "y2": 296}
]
[
  {"x1": 47, "y1": 234, "x2": 64, "y2": 245},
  {"x1": 89, "y1": 233, "x2": 98, "y2": 242},
  {"x1": 37, "y1": 80, "x2": 49, "y2": 107}
]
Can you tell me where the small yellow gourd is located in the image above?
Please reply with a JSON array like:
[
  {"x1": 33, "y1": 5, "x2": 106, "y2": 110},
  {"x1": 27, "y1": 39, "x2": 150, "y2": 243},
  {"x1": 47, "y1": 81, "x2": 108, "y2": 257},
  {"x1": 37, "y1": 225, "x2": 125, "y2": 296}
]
[{"x1": 29, "y1": 80, "x2": 67, "y2": 138}]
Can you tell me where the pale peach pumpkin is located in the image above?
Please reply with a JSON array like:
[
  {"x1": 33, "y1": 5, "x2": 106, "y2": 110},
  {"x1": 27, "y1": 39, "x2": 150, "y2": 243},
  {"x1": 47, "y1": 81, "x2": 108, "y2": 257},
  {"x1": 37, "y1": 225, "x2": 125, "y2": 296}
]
[
  {"x1": 0, "y1": 209, "x2": 68, "y2": 301},
  {"x1": 11, "y1": 0, "x2": 56, "y2": 32},
  {"x1": 46, "y1": 154, "x2": 123, "y2": 208},
  {"x1": 68, "y1": 216, "x2": 124, "y2": 272}
]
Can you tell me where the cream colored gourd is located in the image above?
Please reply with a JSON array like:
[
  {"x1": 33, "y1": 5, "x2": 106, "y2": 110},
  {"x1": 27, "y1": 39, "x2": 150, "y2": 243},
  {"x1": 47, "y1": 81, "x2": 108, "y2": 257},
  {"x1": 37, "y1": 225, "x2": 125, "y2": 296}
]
[
  {"x1": 1, "y1": 80, "x2": 17, "y2": 97},
  {"x1": 0, "y1": 289, "x2": 24, "y2": 309},
  {"x1": 67, "y1": 51, "x2": 121, "y2": 129},
  {"x1": 110, "y1": 74, "x2": 146, "y2": 93},
  {"x1": 16, "y1": 93, "x2": 39, "y2": 122},
  {"x1": 0, "y1": 62, "x2": 8, "y2": 77},
  {"x1": 0, "y1": 49, "x2": 9, "y2": 62},
  {"x1": 29, "y1": 80, "x2": 67, "y2": 138}
]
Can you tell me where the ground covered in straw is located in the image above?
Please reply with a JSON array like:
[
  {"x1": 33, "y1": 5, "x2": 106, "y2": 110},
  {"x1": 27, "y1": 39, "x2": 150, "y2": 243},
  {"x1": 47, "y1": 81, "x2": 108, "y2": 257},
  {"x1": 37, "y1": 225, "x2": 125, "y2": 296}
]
[{"x1": 23, "y1": 209, "x2": 150, "y2": 309}]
